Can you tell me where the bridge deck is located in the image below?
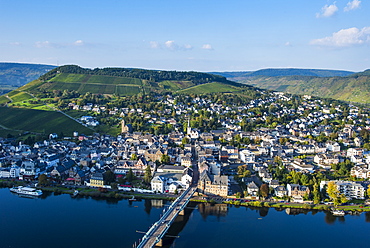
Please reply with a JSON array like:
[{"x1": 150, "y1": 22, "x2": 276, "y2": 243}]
[{"x1": 136, "y1": 186, "x2": 197, "y2": 248}]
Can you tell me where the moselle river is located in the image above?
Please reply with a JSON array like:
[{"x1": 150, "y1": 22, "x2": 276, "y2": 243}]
[{"x1": 2, "y1": 188, "x2": 370, "y2": 248}]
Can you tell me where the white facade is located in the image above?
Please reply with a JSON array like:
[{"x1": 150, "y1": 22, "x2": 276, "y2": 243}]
[
  {"x1": 320, "y1": 180, "x2": 365, "y2": 199},
  {"x1": 151, "y1": 176, "x2": 165, "y2": 193},
  {"x1": 239, "y1": 149, "x2": 255, "y2": 163}
]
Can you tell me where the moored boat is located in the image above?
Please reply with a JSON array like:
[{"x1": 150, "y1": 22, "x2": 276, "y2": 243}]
[
  {"x1": 10, "y1": 186, "x2": 43, "y2": 197},
  {"x1": 72, "y1": 190, "x2": 79, "y2": 197},
  {"x1": 332, "y1": 209, "x2": 345, "y2": 216}
]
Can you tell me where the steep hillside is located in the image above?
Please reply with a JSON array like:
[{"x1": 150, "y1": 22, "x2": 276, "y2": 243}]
[{"x1": 0, "y1": 106, "x2": 93, "y2": 136}]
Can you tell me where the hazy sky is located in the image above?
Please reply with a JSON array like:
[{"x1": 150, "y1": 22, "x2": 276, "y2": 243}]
[{"x1": 1, "y1": 0, "x2": 369, "y2": 72}]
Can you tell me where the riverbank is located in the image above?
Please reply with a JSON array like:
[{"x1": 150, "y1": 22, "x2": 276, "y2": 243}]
[
  {"x1": 0, "y1": 179, "x2": 177, "y2": 201},
  {"x1": 222, "y1": 199, "x2": 370, "y2": 213},
  {"x1": 2, "y1": 179, "x2": 369, "y2": 213}
]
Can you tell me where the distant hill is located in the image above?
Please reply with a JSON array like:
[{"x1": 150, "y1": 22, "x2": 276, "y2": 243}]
[
  {"x1": 16, "y1": 64, "x2": 256, "y2": 97},
  {"x1": 232, "y1": 70, "x2": 370, "y2": 104},
  {"x1": 210, "y1": 68, "x2": 370, "y2": 104},
  {"x1": 211, "y1": 68, "x2": 355, "y2": 79},
  {"x1": 0, "y1": 62, "x2": 56, "y2": 94}
]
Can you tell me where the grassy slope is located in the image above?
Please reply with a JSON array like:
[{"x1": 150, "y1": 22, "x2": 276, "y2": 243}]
[
  {"x1": 177, "y1": 82, "x2": 239, "y2": 94},
  {"x1": 0, "y1": 107, "x2": 93, "y2": 135},
  {"x1": 41, "y1": 73, "x2": 143, "y2": 95}
]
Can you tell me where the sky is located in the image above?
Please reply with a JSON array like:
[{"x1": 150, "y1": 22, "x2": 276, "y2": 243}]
[{"x1": 1, "y1": 0, "x2": 369, "y2": 72}]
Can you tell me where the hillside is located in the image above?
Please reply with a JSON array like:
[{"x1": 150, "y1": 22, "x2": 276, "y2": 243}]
[
  {"x1": 13, "y1": 64, "x2": 255, "y2": 97},
  {"x1": 211, "y1": 68, "x2": 355, "y2": 79},
  {"x1": 0, "y1": 63, "x2": 56, "y2": 94},
  {"x1": 237, "y1": 72, "x2": 370, "y2": 104},
  {"x1": 0, "y1": 65, "x2": 261, "y2": 137},
  {"x1": 0, "y1": 106, "x2": 93, "y2": 138}
]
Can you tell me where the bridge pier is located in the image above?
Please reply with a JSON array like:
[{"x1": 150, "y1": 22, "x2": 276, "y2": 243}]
[{"x1": 179, "y1": 209, "x2": 185, "y2": 216}]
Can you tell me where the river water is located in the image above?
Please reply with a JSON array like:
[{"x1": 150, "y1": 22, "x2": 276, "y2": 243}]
[{"x1": 1, "y1": 188, "x2": 370, "y2": 248}]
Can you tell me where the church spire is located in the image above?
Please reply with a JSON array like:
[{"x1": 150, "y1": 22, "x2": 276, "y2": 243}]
[{"x1": 187, "y1": 118, "x2": 191, "y2": 135}]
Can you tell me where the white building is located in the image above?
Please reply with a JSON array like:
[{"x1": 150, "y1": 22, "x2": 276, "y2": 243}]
[
  {"x1": 320, "y1": 180, "x2": 365, "y2": 199},
  {"x1": 239, "y1": 149, "x2": 255, "y2": 163},
  {"x1": 151, "y1": 167, "x2": 193, "y2": 194}
]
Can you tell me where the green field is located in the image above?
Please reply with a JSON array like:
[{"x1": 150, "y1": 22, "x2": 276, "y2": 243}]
[
  {"x1": 177, "y1": 82, "x2": 239, "y2": 94},
  {"x1": 8, "y1": 91, "x2": 33, "y2": 102},
  {"x1": 51, "y1": 73, "x2": 90, "y2": 83},
  {"x1": 0, "y1": 96, "x2": 10, "y2": 105},
  {"x1": 158, "y1": 80, "x2": 195, "y2": 91},
  {"x1": 0, "y1": 107, "x2": 93, "y2": 136},
  {"x1": 31, "y1": 73, "x2": 144, "y2": 95},
  {"x1": 18, "y1": 79, "x2": 47, "y2": 92},
  {"x1": 116, "y1": 85, "x2": 141, "y2": 95}
]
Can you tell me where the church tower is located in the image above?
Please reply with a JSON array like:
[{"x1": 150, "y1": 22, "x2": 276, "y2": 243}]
[
  {"x1": 121, "y1": 119, "x2": 127, "y2": 133},
  {"x1": 187, "y1": 118, "x2": 191, "y2": 135}
]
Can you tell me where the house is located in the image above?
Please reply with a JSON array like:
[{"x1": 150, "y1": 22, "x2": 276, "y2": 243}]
[
  {"x1": 89, "y1": 172, "x2": 104, "y2": 187},
  {"x1": 286, "y1": 184, "x2": 310, "y2": 198},
  {"x1": 115, "y1": 157, "x2": 155, "y2": 176},
  {"x1": 144, "y1": 149, "x2": 165, "y2": 162},
  {"x1": 246, "y1": 181, "x2": 259, "y2": 196},
  {"x1": 347, "y1": 148, "x2": 363, "y2": 157},
  {"x1": 291, "y1": 159, "x2": 315, "y2": 172},
  {"x1": 314, "y1": 153, "x2": 340, "y2": 169},
  {"x1": 198, "y1": 170, "x2": 229, "y2": 197},
  {"x1": 239, "y1": 149, "x2": 255, "y2": 163},
  {"x1": 0, "y1": 167, "x2": 10, "y2": 178},
  {"x1": 350, "y1": 155, "x2": 363, "y2": 164},
  {"x1": 151, "y1": 176, "x2": 166, "y2": 193},
  {"x1": 150, "y1": 167, "x2": 193, "y2": 193},
  {"x1": 326, "y1": 141, "x2": 341, "y2": 152},
  {"x1": 269, "y1": 180, "x2": 280, "y2": 189},
  {"x1": 274, "y1": 186, "x2": 287, "y2": 197},
  {"x1": 181, "y1": 156, "x2": 192, "y2": 167},
  {"x1": 296, "y1": 145, "x2": 315, "y2": 154},
  {"x1": 351, "y1": 166, "x2": 370, "y2": 179}
]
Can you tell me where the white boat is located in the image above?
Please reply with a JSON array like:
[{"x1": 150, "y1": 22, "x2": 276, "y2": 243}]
[
  {"x1": 10, "y1": 186, "x2": 43, "y2": 197},
  {"x1": 72, "y1": 190, "x2": 79, "y2": 197},
  {"x1": 332, "y1": 209, "x2": 345, "y2": 216}
]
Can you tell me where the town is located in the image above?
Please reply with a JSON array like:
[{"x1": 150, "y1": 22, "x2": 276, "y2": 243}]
[{"x1": 1, "y1": 90, "x2": 370, "y2": 208}]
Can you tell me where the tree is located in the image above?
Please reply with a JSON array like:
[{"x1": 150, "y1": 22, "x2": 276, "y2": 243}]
[
  {"x1": 182, "y1": 137, "x2": 190, "y2": 145},
  {"x1": 130, "y1": 153, "x2": 138, "y2": 160},
  {"x1": 126, "y1": 168, "x2": 135, "y2": 183},
  {"x1": 313, "y1": 183, "x2": 321, "y2": 204},
  {"x1": 260, "y1": 184, "x2": 269, "y2": 198},
  {"x1": 327, "y1": 181, "x2": 341, "y2": 206},
  {"x1": 38, "y1": 174, "x2": 48, "y2": 187},
  {"x1": 300, "y1": 174, "x2": 310, "y2": 186},
  {"x1": 160, "y1": 154, "x2": 170, "y2": 164},
  {"x1": 144, "y1": 164, "x2": 152, "y2": 184},
  {"x1": 104, "y1": 170, "x2": 116, "y2": 184}
]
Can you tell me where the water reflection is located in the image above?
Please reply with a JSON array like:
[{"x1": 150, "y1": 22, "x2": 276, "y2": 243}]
[
  {"x1": 259, "y1": 207, "x2": 269, "y2": 217},
  {"x1": 144, "y1": 199, "x2": 152, "y2": 215},
  {"x1": 196, "y1": 203, "x2": 356, "y2": 226},
  {"x1": 198, "y1": 203, "x2": 228, "y2": 220}
]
